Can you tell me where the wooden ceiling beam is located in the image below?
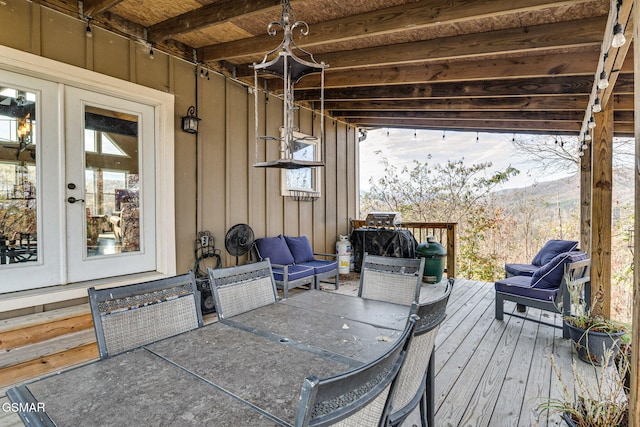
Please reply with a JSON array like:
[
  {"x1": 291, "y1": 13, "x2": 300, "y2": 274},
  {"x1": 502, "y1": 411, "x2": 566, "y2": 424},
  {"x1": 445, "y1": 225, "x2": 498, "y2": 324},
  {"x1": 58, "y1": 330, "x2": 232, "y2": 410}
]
[
  {"x1": 297, "y1": 76, "x2": 595, "y2": 101},
  {"x1": 147, "y1": 0, "x2": 296, "y2": 44},
  {"x1": 353, "y1": 118, "x2": 582, "y2": 133},
  {"x1": 286, "y1": 51, "x2": 602, "y2": 90},
  {"x1": 331, "y1": 110, "x2": 586, "y2": 122},
  {"x1": 232, "y1": 17, "x2": 606, "y2": 77},
  {"x1": 198, "y1": 0, "x2": 598, "y2": 62},
  {"x1": 323, "y1": 96, "x2": 590, "y2": 111},
  {"x1": 82, "y1": 0, "x2": 123, "y2": 17}
]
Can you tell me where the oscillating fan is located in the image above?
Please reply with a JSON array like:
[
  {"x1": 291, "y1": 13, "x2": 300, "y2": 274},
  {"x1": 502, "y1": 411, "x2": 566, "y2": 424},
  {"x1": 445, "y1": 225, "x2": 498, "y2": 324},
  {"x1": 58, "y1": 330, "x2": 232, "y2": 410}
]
[{"x1": 224, "y1": 224, "x2": 255, "y2": 265}]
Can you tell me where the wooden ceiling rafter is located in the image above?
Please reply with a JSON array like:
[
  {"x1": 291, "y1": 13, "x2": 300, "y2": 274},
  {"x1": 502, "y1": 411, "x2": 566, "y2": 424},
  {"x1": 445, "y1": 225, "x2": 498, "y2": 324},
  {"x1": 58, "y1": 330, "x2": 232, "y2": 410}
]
[{"x1": 37, "y1": 0, "x2": 629, "y2": 137}]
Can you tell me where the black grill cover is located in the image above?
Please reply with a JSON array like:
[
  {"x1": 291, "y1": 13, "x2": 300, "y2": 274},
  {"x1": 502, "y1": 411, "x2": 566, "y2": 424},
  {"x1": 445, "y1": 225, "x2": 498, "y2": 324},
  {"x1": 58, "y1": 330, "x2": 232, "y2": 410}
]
[{"x1": 350, "y1": 228, "x2": 417, "y2": 272}]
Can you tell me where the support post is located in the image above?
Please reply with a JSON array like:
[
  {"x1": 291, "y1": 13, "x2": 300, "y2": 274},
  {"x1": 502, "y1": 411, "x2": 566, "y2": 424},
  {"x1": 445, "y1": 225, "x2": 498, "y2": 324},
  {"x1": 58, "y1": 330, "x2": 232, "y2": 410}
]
[
  {"x1": 630, "y1": 1, "x2": 639, "y2": 422},
  {"x1": 580, "y1": 142, "x2": 591, "y2": 256},
  {"x1": 589, "y1": 100, "x2": 613, "y2": 318}
]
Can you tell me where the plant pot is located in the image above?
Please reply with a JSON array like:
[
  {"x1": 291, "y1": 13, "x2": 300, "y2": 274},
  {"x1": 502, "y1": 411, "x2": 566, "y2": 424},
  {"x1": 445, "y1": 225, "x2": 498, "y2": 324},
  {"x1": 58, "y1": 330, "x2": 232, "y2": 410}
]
[
  {"x1": 565, "y1": 321, "x2": 625, "y2": 366},
  {"x1": 562, "y1": 412, "x2": 576, "y2": 427}
]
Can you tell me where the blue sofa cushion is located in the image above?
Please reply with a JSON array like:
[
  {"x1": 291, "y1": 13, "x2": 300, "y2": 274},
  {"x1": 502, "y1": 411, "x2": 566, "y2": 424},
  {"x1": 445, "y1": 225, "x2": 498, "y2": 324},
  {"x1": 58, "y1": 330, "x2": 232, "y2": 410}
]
[
  {"x1": 530, "y1": 251, "x2": 588, "y2": 289},
  {"x1": 301, "y1": 259, "x2": 338, "y2": 275},
  {"x1": 505, "y1": 263, "x2": 538, "y2": 277},
  {"x1": 531, "y1": 240, "x2": 578, "y2": 266},
  {"x1": 495, "y1": 275, "x2": 559, "y2": 302},
  {"x1": 271, "y1": 265, "x2": 315, "y2": 283},
  {"x1": 255, "y1": 235, "x2": 295, "y2": 266},
  {"x1": 284, "y1": 235, "x2": 316, "y2": 264}
]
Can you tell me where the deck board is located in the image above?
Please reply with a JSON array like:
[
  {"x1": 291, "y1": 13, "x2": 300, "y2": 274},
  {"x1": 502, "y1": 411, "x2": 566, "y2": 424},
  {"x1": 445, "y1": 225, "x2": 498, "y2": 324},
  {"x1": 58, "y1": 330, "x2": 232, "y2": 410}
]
[{"x1": 426, "y1": 278, "x2": 603, "y2": 427}]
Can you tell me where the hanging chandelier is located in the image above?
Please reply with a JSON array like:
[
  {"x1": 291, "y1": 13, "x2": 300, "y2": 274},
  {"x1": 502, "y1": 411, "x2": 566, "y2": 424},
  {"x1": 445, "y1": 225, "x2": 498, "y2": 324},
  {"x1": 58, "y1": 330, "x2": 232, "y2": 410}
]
[{"x1": 252, "y1": 0, "x2": 328, "y2": 169}]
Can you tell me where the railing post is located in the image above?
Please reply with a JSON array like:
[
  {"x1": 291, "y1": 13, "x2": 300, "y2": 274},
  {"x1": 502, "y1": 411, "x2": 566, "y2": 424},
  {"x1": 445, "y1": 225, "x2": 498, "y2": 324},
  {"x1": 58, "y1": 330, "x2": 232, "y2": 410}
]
[{"x1": 446, "y1": 224, "x2": 456, "y2": 279}]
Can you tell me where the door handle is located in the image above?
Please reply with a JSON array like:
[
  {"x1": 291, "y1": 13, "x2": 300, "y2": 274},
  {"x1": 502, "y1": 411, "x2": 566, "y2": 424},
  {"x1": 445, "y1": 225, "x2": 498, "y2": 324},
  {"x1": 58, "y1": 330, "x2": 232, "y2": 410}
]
[{"x1": 67, "y1": 196, "x2": 85, "y2": 204}]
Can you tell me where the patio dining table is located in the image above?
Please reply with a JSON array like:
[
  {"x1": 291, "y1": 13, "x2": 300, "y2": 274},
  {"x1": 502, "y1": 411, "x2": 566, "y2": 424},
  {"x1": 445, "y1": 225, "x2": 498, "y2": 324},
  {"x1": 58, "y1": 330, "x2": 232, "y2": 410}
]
[{"x1": 7, "y1": 290, "x2": 414, "y2": 426}]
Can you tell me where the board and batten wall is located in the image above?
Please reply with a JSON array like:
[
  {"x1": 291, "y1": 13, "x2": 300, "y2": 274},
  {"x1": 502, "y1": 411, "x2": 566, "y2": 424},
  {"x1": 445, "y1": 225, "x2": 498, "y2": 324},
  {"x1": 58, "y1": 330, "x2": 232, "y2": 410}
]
[{"x1": 0, "y1": 1, "x2": 359, "y2": 277}]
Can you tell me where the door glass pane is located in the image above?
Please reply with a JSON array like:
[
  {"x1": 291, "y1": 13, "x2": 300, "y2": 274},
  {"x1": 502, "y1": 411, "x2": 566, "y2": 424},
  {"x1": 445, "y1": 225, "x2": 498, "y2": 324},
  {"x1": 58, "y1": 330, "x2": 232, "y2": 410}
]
[
  {"x1": 84, "y1": 106, "x2": 139, "y2": 257},
  {"x1": 0, "y1": 87, "x2": 38, "y2": 266}
]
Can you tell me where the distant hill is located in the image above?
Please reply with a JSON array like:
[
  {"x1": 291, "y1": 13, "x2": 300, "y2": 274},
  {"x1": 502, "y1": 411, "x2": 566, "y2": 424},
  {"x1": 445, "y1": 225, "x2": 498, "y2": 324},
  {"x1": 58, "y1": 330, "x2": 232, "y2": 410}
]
[{"x1": 494, "y1": 170, "x2": 634, "y2": 208}]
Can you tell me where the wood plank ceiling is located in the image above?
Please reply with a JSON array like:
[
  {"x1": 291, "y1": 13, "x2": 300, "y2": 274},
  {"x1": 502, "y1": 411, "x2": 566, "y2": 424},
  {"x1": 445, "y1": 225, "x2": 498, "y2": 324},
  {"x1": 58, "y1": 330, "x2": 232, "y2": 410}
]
[{"x1": 46, "y1": 0, "x2": 632, "y2": 137}]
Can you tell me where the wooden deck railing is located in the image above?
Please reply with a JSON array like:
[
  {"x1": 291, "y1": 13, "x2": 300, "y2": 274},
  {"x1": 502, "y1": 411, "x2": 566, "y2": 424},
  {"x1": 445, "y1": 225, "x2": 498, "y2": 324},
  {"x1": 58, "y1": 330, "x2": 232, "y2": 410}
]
[{"x1": 352, "y1": 220, "x2": 457, "y2": 279}]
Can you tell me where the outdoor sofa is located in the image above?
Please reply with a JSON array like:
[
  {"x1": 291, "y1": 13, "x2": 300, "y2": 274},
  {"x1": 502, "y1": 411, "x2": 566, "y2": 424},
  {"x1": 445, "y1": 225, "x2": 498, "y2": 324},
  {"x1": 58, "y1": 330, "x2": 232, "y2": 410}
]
[{"x1": 253, "y1": 234, "x2": 338, "y2": 298}]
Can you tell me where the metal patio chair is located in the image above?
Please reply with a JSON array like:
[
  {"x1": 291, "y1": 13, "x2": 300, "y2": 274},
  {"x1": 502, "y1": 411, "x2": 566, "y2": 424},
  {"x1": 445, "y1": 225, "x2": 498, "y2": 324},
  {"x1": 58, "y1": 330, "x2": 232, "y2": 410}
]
[
  {"x1": 388, "y1": 280, "x2": 453, "y2": 427},
  {"x1": 358, "y1": 254, "x2": 425, "y2": 306},
  {"x1": 293, "y1": 316, "x2": 417, "y2": 427},
  {"x1": 207, "y1": 259, "x2": 279, "y2": 320},
  {"x1": 88, "y1": 272, "x2": 203, "y2": 359}
]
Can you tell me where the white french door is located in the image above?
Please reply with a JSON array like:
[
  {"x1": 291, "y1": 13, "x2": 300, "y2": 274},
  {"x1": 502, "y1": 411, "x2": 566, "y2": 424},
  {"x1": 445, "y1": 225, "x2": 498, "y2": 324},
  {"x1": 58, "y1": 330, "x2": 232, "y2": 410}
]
[
  {"x1": 0, "y1": 67, "x2": 160, "y2": 293},
  {"x1": 64, "y1": 87, "x2": 156, "y2": 283},
  {"x1": 0, "y1": 70, "x2": 62, "y2": 291}
]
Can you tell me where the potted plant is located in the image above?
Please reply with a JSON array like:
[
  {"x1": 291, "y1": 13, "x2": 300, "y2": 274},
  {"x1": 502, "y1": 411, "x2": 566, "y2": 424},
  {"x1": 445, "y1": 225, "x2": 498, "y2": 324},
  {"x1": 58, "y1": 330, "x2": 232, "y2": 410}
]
[
  {"x1": 537, "y1": 350, "x2": 629, "y2": 426},
  {"x1": 564, "y1": 314, "x2": 627, "y2": 366},
  {"x1": 562, "y1": 270, "x2": 627, "y2": 366}
]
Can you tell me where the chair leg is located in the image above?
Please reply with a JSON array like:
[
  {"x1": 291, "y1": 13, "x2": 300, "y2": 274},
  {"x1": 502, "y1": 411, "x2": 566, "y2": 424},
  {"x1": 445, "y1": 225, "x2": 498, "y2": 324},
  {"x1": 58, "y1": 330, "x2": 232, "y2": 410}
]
[
  {"x1": 424, "y1": 349, "x2": 435, "y2": 427},
  {"x1": 495, "y1": 293, "x2": 504, "y2": 320}
]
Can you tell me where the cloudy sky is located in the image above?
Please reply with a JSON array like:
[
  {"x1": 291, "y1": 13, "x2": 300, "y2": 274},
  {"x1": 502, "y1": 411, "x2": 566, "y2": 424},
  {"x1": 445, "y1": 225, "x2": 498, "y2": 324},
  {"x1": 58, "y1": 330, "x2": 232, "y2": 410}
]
[{"x1": 358, "y1": 128, "x2": 573, "y2": 191}]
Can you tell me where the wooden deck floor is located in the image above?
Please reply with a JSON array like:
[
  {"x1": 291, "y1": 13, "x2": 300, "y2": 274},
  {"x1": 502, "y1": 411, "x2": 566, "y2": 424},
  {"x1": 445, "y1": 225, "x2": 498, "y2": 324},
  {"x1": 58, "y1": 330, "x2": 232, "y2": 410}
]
[
  {"x1": 427, "y1": 278, "x2": 597, "y2": 427},
  {"x1": 329, "y1": 276, "x2": 603, "y2": 427}
]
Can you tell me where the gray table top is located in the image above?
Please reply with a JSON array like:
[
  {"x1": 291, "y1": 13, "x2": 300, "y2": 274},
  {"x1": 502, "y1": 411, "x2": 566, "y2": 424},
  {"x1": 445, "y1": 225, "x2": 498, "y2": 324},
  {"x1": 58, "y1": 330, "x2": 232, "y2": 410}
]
[
  {"x1": 146, "y1": 322, "x2": 351, "y2": 424},
  {"x1": 279, "y1": 289, "x2": 411, "y2": 331},
  {"x1": 225, "y1": 299, "x2": 403, "y2": 363},
  {"x1": 9, "y1": 290, "x2": 414, "y2": 426},
  {"x1": 10, "y1": 348, "x2": 281, "y2": 426}
]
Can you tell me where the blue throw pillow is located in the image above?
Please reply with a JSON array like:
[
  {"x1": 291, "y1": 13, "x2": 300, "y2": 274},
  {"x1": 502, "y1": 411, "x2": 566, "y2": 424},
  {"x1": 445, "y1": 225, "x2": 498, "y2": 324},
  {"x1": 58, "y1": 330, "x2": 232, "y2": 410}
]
[
  {"x1": 530, "y1": 251, "x2": 588, "y2": 289},
  {"x1": 284, "y1": 235, "x2": 316, "y2": 264},
  {"x1": 531, "y1": 240, "x2": 579, "y2": 266},
  {"x1": 255, "y1": 235, "x2": 295, "y2": 266}
]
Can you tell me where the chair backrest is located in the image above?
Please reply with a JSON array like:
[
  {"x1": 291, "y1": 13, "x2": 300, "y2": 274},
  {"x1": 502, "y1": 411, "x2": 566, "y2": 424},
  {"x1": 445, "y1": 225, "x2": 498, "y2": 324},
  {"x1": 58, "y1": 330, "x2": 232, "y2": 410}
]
[
  {"x1": 88, "y1": 272, "x2": 203, "y2": 359},
  {"x1": 358, "y1": 254, "x2": 425, "y2": 306},
  {"x1": 389, "y1": 281, "x2": 453, "y2": 423},
  {"x1": 208, "y1": 259, "x2": 279, "y2": 320},
  {"x1": 562, "y1": 258, "x2": 591, "y2": 315},
  {"x1": 294, "y1": 316, "x2": 417, "y2": 427}
]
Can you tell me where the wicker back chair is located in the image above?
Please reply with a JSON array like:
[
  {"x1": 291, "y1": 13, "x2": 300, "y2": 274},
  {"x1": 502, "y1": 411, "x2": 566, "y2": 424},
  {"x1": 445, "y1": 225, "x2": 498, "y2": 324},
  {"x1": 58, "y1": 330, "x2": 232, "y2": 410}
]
[
  {"x1": 207, "y1": 259, "x2": 279, "y2": 320},
  {"x1": 88, "y1": 272, "x2": 203, "y2": 359},
  {"x1": 388, "y1": 280, "x2": 453, "y2": 427},
  {"x1": 294, "y1": 316, "x2": 417, "y2": 427},
  {"x1": 358, "y1": 254, "x2": 425, "y2": 306}
]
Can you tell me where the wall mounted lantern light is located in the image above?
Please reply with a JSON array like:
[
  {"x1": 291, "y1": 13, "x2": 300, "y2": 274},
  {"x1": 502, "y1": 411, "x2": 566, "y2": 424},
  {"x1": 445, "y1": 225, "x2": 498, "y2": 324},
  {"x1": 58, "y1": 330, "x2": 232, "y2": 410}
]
[{"x1": 181, "y1": 106, "x2": 200, "y2": 134}]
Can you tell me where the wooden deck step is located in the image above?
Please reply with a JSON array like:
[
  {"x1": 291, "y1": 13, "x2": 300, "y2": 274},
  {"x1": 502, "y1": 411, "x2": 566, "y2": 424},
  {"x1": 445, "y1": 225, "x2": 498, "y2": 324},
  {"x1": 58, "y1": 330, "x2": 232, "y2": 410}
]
[
  {"x1": 0, "y1": 304, "x2": 93, "y2": 351},
  {"x1": 0, "y1": 304, "x2": 98, "y2": 389}
]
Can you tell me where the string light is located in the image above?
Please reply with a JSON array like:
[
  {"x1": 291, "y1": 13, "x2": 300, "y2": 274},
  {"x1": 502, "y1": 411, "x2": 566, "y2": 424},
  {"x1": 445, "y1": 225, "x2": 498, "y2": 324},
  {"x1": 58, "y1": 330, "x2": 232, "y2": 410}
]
[
  {"x1": 149, "y1": 46, "x2": 154, "y2": 59},
  {"x1": 592, "y1": 97, "x2": 601, "y2": 113},
  {"x1": 587, "y1": 116, "x2": 596, "y2": 129},
  {"x1": 612, "y1": 23, "x2": 626, "y2": 48},
  {"x1": 611, "y1": 0, "x2": 626, "y2": 48},
  {"x1": 597, "y1": 70, "x2": 609, "y2": 90}
]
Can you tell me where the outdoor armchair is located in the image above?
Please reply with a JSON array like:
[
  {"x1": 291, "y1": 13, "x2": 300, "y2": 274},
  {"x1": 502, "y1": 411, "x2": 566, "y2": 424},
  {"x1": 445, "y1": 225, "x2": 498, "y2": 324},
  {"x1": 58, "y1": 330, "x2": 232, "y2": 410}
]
[
  {"x1": 293, "y1": 315, "x2": 417, "y2": 426},
  {"x1": 208, "y1": 259, "x2": 279, "y2": 319},
  {"x1": 88, "y1": 272, "x2": 203, "y2": 359},
  {"x1": 358, "y1": 254, "x2": 425, "y2": 306},
  {"x1": 495, "y1": 253, "x2": 590, "y2": 338}
]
